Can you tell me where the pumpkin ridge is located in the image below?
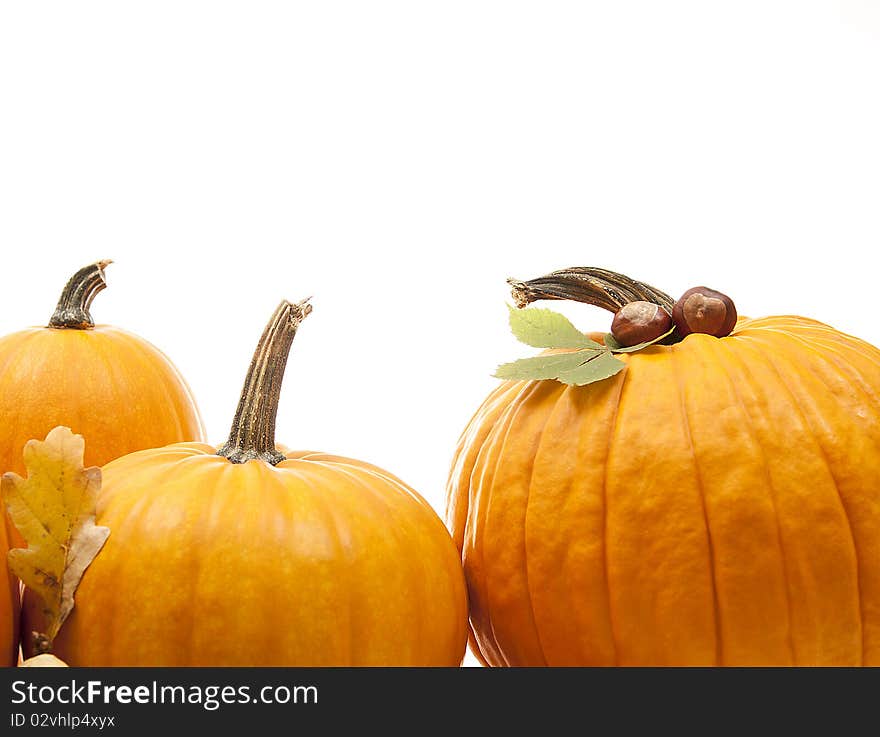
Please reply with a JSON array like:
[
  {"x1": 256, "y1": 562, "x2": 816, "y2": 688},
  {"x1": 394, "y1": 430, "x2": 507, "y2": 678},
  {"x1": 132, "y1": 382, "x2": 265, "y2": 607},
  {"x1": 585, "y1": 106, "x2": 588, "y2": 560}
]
[
  {"x1": 783, "y1": 331, "x2": 880, "y2": 397},
  {"x1": 733, "y1": 316, "x2": 837, "y2": 333},
  {"x1": 455, "y1": 383, "x2": 524, "y2": 665},
  {"x1": 266, "y1": 463, "x2": 334, "y2": 665},
  {"x1": 305, "y1": 457, "x2": 465, "y2": 665},
  {"x1": 522, "y1": 385, "x2": 575, "y2": 666},
  {"x1": 481, "y1": 381, "x2": 542, "y2": 666},
  {"x1": 294, "y1": 455, "x2": 439, "y2": 520},
  {"x1": 671, "y1": 342, "x2": 723, "y2": 665},
  {"x1": 137, "y1": 329, "x2": 204, "y2": 443},
  {"x1": 0, "y1": 330, "x2": 41, "y2": 409},
  {"x1": 483, "y1": 381, "x2": 554, "y2": 665},
  {"x1": 178, "y1": 458, "x2": 228, "y2": 663},
  {"x1": 802, "y1": 346, "x2": 880, "y2": 664},
  {"x1": 198, "y1": 459, "x2": 245, "y2": 664},
  {"x1": 373, "y1": 458, "x2": 467, "y2": 665},
  {"x1": 732, "y1": 333, "x2": 861, "y2": 662},
  {"x1": 321, "y1": 462, "x2": 419, "y2": 665},
  {"x1": 598, "y1": 374, "x2": 627, "y2": 666},
  {"x1": 462, "y1": 420, "x2": 498, "y2": 664},
  {"x1": 690, "y1": 339, "x2": 790, "y2": 663},
  {"x1": 0, "y1": 332, "x2": 36, "y2": 448},
  {"x1": 465, "y1": 382, "x2": 537, "y2": 666},
  {"x1": 0, "y1": 328, "x2": 55, "y2": 448},
  {"x1": 445, "y1": 387, "x2": 501, "y2": 534},
  {"x1": 521, "y1": 385, "x2": 570, "y2": 664},
  {"x1": 751, "y1": 340, "x2": 863, "y2": 663},
  {"x1": 732, "y1": 322, "x2": 880, "y2": 366},
  {"x1": 713, "y1": 338, "x2": 797, "y2": 664},
  {"x1": 85, "y1": 515, "x2": 119, "y2": 666},
  {"x1": 134, "y1": 333, "x2": 190, "y2": 443},
  {"x1": 525, "y1": 381, "x2": 617, "y2": 665},
  {"x1": 93, "y1": 332, "x2": 145, "y2": 457},
  {"x1": 505, "y1": 381, "x2": 564, "y2": 665},
  {"x1": 140, "y1": 332, "x2": 206, "y2": 440},
  {"x1": 90, "y1": 460, "x2": 174, "y2": 664},
  {"x1": 101, "y1": 471, "x2": 149, "y2": 665},
  {"x1": 108, "y1": 329, "x2": 194, "y2": 451},
  {"x1": 453, "y1": 382, "x2": 528, "y2": 536},
  {"x1": 744, "y1": 317, "x2": 880, "y2": 350},
  {"x1": 277, "y1": 465, "x2": 354, "y2": 664},
  {"x1": 196, "y1": 461, "x2": 231, "y2": 659},
  {"x1": 459, "y1": 384, "x2": 522, "y2": 551},
  {"x1": 751, "y1": 335, "x2": 867, "y2": 664}
]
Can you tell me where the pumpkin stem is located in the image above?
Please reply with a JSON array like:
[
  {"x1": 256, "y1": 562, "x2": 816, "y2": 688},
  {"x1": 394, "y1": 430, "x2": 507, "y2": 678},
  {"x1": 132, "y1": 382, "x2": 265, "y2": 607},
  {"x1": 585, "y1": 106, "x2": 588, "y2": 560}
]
[
  {"x1": 508, "y1": 267, "x2": 676, "y2": 314},
  {"x1": 218, "y1": 298, "x2": 312, "y2": 466},
  {"x1": 48, "y1": 260, "x2": 113, "y2": 329}
]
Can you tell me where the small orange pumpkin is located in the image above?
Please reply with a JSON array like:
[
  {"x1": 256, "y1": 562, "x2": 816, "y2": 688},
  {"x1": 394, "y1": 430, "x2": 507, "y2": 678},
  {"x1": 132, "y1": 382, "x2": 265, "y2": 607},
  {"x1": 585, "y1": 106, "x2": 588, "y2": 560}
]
[
  {"x1": 25, "y1": 299, "x2": 468, "y2": 666},
  {"x1": 0, "y1": 261, "x2": 204, "y2": 478},
  {"x1": 448, "y1": 267, "x2": 880, "y2": 666}
]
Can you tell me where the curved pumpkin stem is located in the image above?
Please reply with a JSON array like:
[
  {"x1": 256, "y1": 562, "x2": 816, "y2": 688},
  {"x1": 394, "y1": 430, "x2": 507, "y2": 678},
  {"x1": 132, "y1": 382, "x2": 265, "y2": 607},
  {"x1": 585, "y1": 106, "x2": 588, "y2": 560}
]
[
  {"x1": 508, "y1": 267, "x2": 676, "y2": 314},
  {"x1": 218, "y1": 298, "x2": 312, "y2": 466},
  {"x1": 48, "y1": 260, "x2": 113, "y2": 329}
]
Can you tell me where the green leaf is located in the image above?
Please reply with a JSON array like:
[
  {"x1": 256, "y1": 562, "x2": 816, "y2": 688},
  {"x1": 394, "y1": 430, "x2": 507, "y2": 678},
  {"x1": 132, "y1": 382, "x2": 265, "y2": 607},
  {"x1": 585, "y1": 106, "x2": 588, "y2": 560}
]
[
  {"x1": 604, "y1": 325, "x2": 675, "y2": 354},
  {"x1": 494, "y1": 349, "x2": 625, "y2": 386},
  {"x1": 508, "y1": 305, "x2": 604, "y2": 350},
  {"x1": 496, "y1": 303, "x2": 670, "y2": 389},
  {"x1": 494, "y1": 351, "x2": 601, "y2": 382},
  {"x1": 603, "y1": 332, "x2": 623, "y2": 351},
  {"x1": 556, "y1": 351, "x2": 626, "y2": 385}
]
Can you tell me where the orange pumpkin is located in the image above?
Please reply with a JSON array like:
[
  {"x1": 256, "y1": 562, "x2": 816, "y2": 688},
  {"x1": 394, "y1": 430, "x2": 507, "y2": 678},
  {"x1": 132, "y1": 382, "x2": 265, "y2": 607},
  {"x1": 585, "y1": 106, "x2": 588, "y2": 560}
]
[
  {"x1": 1, "y1": 514, "x2": 19, "y2": 666},
  {"x1": 24, "y1": 299, "x2": 468, "y2": 666},
  {"x1": 0, "y1": 261, "x2": 204, "y2": 478},
  {"x1": 448, "y1": 267, "x2": 880, "y2": 666}
]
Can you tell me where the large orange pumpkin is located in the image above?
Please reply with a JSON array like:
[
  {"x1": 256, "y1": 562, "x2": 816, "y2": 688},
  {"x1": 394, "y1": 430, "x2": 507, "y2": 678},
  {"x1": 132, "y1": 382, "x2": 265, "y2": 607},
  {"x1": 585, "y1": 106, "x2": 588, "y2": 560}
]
[
  {"x1": 24, "y1": 299, "x2": 468, "y2": 666},
  {"x1": 447, "y1": 267, "x2": 880, "y2": 666},
  {"x1": 0, "y1": 260, "x2": 204, "y2": 478}
]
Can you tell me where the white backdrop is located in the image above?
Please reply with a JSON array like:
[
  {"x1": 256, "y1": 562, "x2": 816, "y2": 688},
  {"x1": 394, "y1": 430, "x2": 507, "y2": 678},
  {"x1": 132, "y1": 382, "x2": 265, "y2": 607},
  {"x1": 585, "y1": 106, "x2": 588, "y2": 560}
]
[{"x1": 1, "y1": 2, "x2": 879, "y2": 667}]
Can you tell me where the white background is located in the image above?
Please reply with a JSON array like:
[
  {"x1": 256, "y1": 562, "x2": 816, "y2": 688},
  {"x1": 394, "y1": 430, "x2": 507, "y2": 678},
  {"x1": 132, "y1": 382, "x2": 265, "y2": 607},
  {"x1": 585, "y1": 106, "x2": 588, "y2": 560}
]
[{"x1": 1, "y1": 2, "x2": 878, "y2": 667}]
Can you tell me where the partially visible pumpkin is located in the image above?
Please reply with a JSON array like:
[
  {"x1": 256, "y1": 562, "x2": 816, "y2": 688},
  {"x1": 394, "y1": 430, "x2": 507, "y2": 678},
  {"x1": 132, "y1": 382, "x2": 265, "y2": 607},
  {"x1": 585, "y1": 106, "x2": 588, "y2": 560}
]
[
  {"x1": 24, "y1": 299, "x2": 468, "y2": 666},
  {"x1": 0, "y1": 260, "x2": 204, "y2": 477},
  {"x1": 448, "y1": 267, "x2": 880, "y2": 666},
  {"x1": 1, "y1": 514, "x2": 19, "y2": 666}
]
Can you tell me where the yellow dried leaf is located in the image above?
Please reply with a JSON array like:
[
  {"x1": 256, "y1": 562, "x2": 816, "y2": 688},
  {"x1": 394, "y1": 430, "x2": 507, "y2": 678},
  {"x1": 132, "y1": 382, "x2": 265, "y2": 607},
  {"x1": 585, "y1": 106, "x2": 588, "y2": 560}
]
[{"x1": 2, "y1": 426, "x2": 110, "y2": 644}]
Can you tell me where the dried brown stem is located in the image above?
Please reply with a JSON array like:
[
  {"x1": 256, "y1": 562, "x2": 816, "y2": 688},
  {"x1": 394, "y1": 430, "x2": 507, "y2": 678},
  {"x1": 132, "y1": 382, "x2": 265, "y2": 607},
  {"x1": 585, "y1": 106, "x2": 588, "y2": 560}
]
[
  {"x1": 48, "y1": 260, "x2": 112, "y2": 329},
  {"x1": 217, "y1": 298, "x2": 312, "y2": 465},
  {"x1": 508, "y1": 267, "x2": 675, "y2": 314}
]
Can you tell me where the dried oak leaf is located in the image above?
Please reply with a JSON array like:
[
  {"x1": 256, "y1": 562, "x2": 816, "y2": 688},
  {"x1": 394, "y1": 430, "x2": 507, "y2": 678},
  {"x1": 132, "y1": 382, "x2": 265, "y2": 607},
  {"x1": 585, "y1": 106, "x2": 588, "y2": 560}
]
[{"x1": 3, "y1": 426, "x2": 110, "y2": 644}]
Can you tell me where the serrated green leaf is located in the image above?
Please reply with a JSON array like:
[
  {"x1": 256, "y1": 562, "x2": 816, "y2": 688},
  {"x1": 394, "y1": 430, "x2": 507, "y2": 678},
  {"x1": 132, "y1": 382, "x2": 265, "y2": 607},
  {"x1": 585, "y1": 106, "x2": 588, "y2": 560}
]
[
  {"x1": 508, "y1": 305, "x2": 604, "y2": 350},
  {"x1": 556, "y1": 350, "x2": 626, "y2": 385},
  {"x1": 494, "y1": 351, "x2": 599, "y2": 381},
  {"x1": 604, "y1": 325, "x2": 675, "y2": 353},
  {"x1": 495, "y1": 348, "x2": 625, "y2": 387}
]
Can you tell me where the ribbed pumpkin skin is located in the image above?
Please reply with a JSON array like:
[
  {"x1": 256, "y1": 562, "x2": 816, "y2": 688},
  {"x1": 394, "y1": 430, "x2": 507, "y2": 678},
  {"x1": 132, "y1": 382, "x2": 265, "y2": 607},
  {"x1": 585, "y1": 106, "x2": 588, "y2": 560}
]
[
  {"x1": 25, "y1": 443, "x2": 468, "y2": 666},
  {"x1": 448, "y1": 316, "x2": 880, "y2": 666},
  {"x1": 0, "y1": 515, "x2": 20, "y2": 666},
  {"x1": 0, "y1": 325, "x2": 204, "y2": 476}
]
